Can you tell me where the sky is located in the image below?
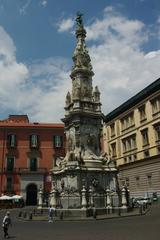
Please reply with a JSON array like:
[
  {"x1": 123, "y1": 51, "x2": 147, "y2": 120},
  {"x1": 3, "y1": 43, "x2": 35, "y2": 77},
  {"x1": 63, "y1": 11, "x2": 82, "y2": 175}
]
[{"x1": 0, "y1": 0, "x2": 160, "y2": 123}]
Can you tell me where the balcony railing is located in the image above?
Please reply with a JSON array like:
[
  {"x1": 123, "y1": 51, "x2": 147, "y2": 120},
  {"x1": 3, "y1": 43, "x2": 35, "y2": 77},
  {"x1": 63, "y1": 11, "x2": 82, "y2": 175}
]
[{"x1": 0, "y1": 168, "x2": 47, "y2": 174}]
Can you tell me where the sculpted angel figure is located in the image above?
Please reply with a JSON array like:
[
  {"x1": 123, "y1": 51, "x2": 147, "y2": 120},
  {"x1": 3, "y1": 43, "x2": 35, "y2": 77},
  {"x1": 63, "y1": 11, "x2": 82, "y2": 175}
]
[{"x1": 76, "y1": 11, "x2": 83, "y2": 27}]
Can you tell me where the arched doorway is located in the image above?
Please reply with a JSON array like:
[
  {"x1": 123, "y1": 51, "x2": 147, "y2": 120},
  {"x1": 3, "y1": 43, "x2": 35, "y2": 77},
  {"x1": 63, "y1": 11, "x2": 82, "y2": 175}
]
[{"x1": 26, "y1": 184, "x2": 37, "y2": 206}]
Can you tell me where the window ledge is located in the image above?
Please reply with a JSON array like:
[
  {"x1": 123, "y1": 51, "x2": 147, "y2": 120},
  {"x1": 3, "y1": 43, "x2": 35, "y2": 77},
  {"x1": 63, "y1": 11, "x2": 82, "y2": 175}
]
[
  {"x1": 121, "y1": 124, "x2": 135, "y2": 132},
  {"x1": 152, "y1": 111, "x2": 160, "y2": 117},
  {"x1": 142, "y1": 143, "x2": 150, "y2": 148},
  {"x1": 111, "y1": 134, "x2": 115, "y2": 138},
  {"x1": 140, "y1": 118, "x2": 147, "y2": 123},
  {"x1": 123, "y1": 148, "x2": 137, "y2": 154}
]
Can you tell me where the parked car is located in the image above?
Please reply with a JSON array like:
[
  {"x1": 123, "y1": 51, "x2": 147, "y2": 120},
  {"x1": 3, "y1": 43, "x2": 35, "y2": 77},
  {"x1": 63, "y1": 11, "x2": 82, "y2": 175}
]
[
  {"x1": 152, "y1": 192, "x2": 158, "y2": 201},
  {"x1": 134, "y1": 197, "x2": 152, "y2": 206}
]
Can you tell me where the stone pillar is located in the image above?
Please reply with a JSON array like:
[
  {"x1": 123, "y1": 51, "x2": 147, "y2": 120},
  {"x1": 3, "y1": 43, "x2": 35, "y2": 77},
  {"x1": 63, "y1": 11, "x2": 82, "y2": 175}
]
[
  {"x1": 37, "y1": 186, "x2": 43, "y2": 209},
  {"x1": 89, "y1": 186, "x2": 94, "y2": 208},
  {"x1": 106, "y1": 188, "x2": 112, "y2": 209},
  {"x1": 121, "y1": 186, "x2": 127, "y2": 209},
  {"x1": 126, "y1": 187, "x2": 130, "y2": 207},
  {"x1": 50, "y1": 185, "x2": 57, "y2": 208},
  {"x1": 81, "y1": 185, "x2": 87, "y2": 209}
]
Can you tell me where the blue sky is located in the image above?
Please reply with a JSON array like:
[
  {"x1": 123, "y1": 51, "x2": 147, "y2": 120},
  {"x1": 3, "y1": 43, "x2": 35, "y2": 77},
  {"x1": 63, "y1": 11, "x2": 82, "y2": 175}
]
[{"x1": 0, "y1": 0, "x2": 160, "y2": 122}]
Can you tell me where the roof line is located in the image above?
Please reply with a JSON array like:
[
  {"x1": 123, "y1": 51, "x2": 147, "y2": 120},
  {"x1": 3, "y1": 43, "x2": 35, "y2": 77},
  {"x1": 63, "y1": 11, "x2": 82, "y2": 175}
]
[{"x1": 105, "y1": 77, "x2": 160, "y2": 122}]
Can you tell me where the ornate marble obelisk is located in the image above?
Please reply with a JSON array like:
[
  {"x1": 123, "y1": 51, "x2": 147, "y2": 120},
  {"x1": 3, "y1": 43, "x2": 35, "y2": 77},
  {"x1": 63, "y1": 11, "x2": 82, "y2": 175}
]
[{"x1": 51, "y1": 13, "x2": 117, "y2": 209}]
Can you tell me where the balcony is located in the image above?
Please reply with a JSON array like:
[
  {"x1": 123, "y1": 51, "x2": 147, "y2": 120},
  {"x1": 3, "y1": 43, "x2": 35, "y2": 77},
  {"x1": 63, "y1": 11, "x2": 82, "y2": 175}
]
[{"x1": 0, "y1": 168, "x2": 47, "y2": 174}]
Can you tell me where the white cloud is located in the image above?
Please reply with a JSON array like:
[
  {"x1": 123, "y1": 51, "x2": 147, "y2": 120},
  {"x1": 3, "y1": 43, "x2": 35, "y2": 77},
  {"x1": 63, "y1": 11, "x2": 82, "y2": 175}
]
[
  {"x1": 19, "y1": 0, "x2": 32, "y2": 15},
  {"x1": 84, "y1": 7, "x2": 160, "y2": 114},
  {"x1": 40, "y1": 0, "x2": 47, "y2": 7},
  {"x1": 157, "y1": 16, "x2": 160, "y2": 40},
  {"x1": 0, "y1": 26, "x2": 29, "y2": 110},
  {"x1": 0, "y1": 26, "x2": 16, "y2": 61},
  {"x1": 86, "y1": 10, "x2": 147, "y2": 48},
  {"x1": 57, "y1": 18, "x2": 74, "y2": 33},
  {"x1": 104, "y1": 6, "x2": 114, "y2": 13},
  {"x1": 0, "y1": 6, "x2": 160, "y2": 123},
  {"x1": 0, "y1": 25, "x2": 70, "y2": 122},
  {"x1": 144, "y1": 50, "x2": 160, "y2": 59},
  {"x1": 27, "y1": 58, "x2": 71, "y2": 122}
]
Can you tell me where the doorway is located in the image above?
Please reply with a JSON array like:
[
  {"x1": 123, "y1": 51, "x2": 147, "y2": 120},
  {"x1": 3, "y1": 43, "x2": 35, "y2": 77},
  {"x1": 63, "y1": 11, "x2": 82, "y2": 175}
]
[{"x1": 26, "y1": 184, "x2": 37, "y2": 205}]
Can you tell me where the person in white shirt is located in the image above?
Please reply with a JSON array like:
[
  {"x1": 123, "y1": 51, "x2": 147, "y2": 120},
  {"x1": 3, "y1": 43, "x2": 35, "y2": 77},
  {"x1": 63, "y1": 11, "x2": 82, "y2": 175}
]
[
  {"x1": 2, "y1": 211, "x2": 12, "y2": 238},
  {"x1": 48, "y1": 205, "x2": 55, "y2": 222}
]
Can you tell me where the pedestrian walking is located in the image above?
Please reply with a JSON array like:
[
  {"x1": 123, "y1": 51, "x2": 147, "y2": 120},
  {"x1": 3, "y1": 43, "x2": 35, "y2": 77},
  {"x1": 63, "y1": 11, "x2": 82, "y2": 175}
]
[
  {"x1": 48, "y1": 205, "x2": 55, "y2": 222},
  {"x1": 2, "y1": 211, "x2": 12, "y2": 238}
]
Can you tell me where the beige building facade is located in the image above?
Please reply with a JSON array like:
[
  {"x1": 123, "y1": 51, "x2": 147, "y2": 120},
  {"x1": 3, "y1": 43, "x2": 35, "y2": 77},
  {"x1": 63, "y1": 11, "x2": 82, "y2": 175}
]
[{"x1": 103, "y1": 78, "x2": 160, "y2": 198}]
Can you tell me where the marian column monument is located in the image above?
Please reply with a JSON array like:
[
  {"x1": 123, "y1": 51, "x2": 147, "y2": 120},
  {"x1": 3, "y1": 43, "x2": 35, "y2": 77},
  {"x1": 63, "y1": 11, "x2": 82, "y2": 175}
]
[{"x1": 51, "y1": 13, "x2": 117, "y2": 209}]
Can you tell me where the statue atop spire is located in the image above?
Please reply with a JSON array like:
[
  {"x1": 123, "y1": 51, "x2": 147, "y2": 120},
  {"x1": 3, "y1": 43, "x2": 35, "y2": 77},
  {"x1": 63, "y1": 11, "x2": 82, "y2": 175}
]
[
  {"x1": 76, "y1": 11, "x2": 83, "y2": 28},
  {"x1": 72, "y1": 12, "x2": 93, "y2": 74}
]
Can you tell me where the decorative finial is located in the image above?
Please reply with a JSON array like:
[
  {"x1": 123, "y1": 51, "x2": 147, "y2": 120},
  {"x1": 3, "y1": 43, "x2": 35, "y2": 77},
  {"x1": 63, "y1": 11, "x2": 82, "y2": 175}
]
[{"x1": 76, "y1": 11, "x2": 83, "y2": 28}]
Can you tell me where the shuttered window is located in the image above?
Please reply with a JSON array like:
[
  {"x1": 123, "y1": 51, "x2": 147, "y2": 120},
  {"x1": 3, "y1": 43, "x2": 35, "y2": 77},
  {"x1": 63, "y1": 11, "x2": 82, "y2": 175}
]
[
  {"x1": 53, "y1": 136, "x2": 63, "y2": 148},
  {"x1": 7, "y1": 157, "x2": 14, "y2": 171},
  {"x1": 30, "y1": 135, "x2": 39, "y2": 148},
  {"x1": 7, "y1": 134, "x2": 16, "y2": 148},
  {"x1": 30, "y1": 158, "x2": 37, "y2": 171}
]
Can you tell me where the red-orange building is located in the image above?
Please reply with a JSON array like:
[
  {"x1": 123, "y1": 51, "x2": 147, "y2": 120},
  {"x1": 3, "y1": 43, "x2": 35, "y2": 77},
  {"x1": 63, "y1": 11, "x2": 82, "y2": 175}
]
[{"x1": 0, "y1": 115, "x2": 65, "y2": 205}]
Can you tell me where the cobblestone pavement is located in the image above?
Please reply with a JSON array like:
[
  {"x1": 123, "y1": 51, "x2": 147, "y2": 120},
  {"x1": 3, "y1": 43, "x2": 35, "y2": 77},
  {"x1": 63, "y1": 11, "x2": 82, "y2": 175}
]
[{"x1": 0, "y1": 204, "x2": 159, "y2": 240}]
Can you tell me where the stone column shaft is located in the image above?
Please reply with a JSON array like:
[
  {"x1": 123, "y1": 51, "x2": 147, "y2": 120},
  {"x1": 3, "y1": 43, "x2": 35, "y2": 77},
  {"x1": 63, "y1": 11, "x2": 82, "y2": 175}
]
[
  {"x1": 121, "y1": 187, "x2": 127, "y2": 209},
  {"x1": 89, "y1": 186, "x2": 94, "y2": 208},
  {"x1": 50, "y1": 186, "x2": 57, "y2": 208},
  {"x1": 81, "y1": 185, "x2": 87, "y2": 209},
  {"x1": 106, "y1": 188, "x2": 112, "y2": 209},
  {"x1": 38, "y1": 187, "x2": 43, "y2": 209}
]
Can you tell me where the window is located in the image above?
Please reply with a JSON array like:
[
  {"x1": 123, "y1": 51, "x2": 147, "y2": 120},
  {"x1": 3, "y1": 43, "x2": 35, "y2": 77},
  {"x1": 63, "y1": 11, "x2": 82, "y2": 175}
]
[
  {"x1": 122, "y1": 134, "x2": 136, "y2": 153},
  {"x1": 151, "y1": 97, "x2": 160, "y2": 115},
  {"x1": 7, "y1": 134, "x2": 16, "y2": 148},
  {"x1": 110, "y1": 123, "x2": 115, "y2": 137},
  {"x1": 30, "y1": 135, "x2": 39, "y2": 148},
  {"x1": 135, "y1": 176, "x2": 140, "y2": 188},
  {"x1": 123, "y1": 141, "x2": 127, "y2": 152},
  {"x1": 141, "y1": 129, "x2": 149, "y2": 146},
  {"x1": 121, "y1": 112, "x2": 134, "y2": 131},
  {"x1": 121, "y1": 179, "x2": 125, "y2": 187},
  {"x1": 53, "y1": 136, "x2": 63, "y2": 148},
  {"x1": 133, "y1": 154, "x2": 137, "y2": 161},
  {"x1": 6, "y1": 177, "x2": 12, "y2": 192},
  {"x1": 131, "y1": 136, "x2": 136, "y2": 149},
  {"x1": 154, "y1": 124, "x2": 160, "y2": 141},
  {"x1": 124, "y1": 157, "x2": 127, "y2": 164},
  {"x1": 139, "y1": 105, "x2": 146, "y2": 122},
  {"x1": 6, "y1": 157, "x2": 14, "y2": 171},
  {"x1": 111, "y1": 142, "x2": 116, "y2": 157},
  {"x1": 128, "y1": 155, "x2": 132, "y2": 162},
  {"x1": 144, "y1": 150, "x2": 150, "y2": 158},
  {"x1": 157, "y1": 146, "x2": 160, "y2": 154},
  {"x1": 30, "y1": 158, "x2": 37, "y2": 171},
  {"x1": 147, "y1": 175, "x2": 152, "y2": 187},
  {"x1": 125, "y1": 178, "x2": 129, "y2": 187}
]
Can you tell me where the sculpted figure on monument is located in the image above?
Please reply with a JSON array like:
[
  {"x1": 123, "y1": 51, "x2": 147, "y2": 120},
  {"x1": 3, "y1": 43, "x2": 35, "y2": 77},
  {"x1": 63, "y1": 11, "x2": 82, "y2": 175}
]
[
  {"x1": 72, "y1": 12, "x2": 93, "y2": 72},
  {"x1": 65, "y1": 91, "x2": 71, "y2": 106},
  {"x1": 73, "y1": 52, "x2": 87, "y2": 69},
  {"x1": 68, "y1": 151, "x2": 76, "y2": 161},
  {"x1": 73, "y1": 48, "x2": 92, "y2": 70},
  {"x1": 74, "y1": 87, "x2": 80, "y2": 98},
  {"x1": 68, "y1": 137, "x2": 73, "y2": 151},
  {"x1": 76, "y1": 11, "x2": 83, "y2": 28}
]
